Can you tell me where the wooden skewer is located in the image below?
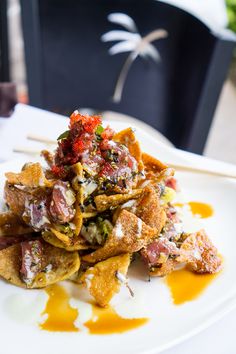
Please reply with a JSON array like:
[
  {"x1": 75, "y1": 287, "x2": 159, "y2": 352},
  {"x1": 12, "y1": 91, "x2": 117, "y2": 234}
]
[
  {"x1": 27, "y1": 134, "x2": 56, "y2": 145},
  {"x1": 167, "y1": 162, "x2": 236, "y2": 179}
]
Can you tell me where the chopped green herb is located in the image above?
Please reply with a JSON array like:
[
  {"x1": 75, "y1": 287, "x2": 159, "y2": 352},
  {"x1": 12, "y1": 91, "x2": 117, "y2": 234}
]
[
  {"x1": 57, "y1": 130, "x2": 70, "y2": 141},
  {"x1": 96, "y1": 125, "x2": 104, "y2": 136},
  {"x1": 97, "y1": 217, "x2": 113, "y2": 239}
]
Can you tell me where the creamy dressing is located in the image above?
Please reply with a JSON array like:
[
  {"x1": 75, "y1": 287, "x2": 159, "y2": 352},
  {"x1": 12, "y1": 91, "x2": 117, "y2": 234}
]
[
  {"x1": 34, "y1": 215, "x2": 50, "y2": 229},
  {"x1": 115, "y1": 222, "x2": 124, "y2": 239},
  {"x1": 121, "y1": 199, "x2": 136, "y2": 209},
  {"x1": 23, "y1": 249, "x2": 39, "y2": 285},
  {"x1": 139, "y1": 180, "x2": 151, "y2": 188},
  {"x1": 14, "y1": 185, "x2": 26, "y2": 190},
  {"x1": 137, "y1": 218, "x2": 142, "y2": 238},
  {"x1": 83, "y1": 180, "x2": 97, "y2": 198},
  {"x1": 65, "y1": 189, "x2": 76, "y2": 206},
  {"x1": 85, "y1": 273, "x2": 94, "y2": 290}
]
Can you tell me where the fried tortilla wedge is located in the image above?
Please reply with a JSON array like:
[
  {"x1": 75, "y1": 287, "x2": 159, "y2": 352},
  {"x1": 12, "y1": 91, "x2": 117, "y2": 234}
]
[
  {"x1": 177, "y1": 230, "x2": 222, "y2": 274},
  {"x1": 83, "y1": 210, "x2": 156, "y2": 263},
  {"x1": 4, "y1": 182, "x2": 49, "y2": 217},
  {"x1": 0, "y1": 211, "x2": 21, "y2": 226},
  {"x1": 42, "y1": 230, "x2": 90, "y2": 251},
  {"x1": 71, "y1": 164, "x2": 84, "y2": 236},
  {"x1": 135, "y1": 185, "x2": 166, "y2": 231},
  {"x1": 113, "y1": 127, "x2": 143, "y2": 171},
  {"x1": 4, "y1": 182, "x2": 29, "y2": 215},
  {"x1": 81, "y1": 253, "x2": 131, "y2": 307},
  {"x1": 72, "y1": 162, "x2": 84, "y2": 205},
  {"x1": 141, "y1": 153, "x2": 175, "y2": 183},
  {"x1": 0, "y1": 211, "x2": 32, "y2": 236},
  {"x1": 5, "y1": 163, "x2": 53, "y2": 188},
  {"x1": 149, "y1": 259, "x2": 176, "y2": 277},
  {"x1": 72, "y1": 204, "x2": 83, "y2": 236},
  {"x1": 94, "y1": 189, "x2": 143, "y2": 212},
  {"x1": 0, "y1": 242, "x2": 80, "y2": 288},
  {"x1": 142, "y1": 152, "x2": 168, "y2": 173},
  {"x1": 49, "y1": 227, "x2": 71, "y2": 246}
]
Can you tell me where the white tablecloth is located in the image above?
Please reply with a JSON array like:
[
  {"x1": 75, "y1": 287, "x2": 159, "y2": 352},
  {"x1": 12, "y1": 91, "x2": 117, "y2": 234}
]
[{"x1": 0, "y1": 104, "x2": 236, "y2": 354}]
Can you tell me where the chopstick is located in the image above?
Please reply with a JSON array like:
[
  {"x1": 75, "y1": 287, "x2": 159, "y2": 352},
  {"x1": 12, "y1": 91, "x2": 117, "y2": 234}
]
[
  {"x1": 13, "y1": 147, "x2": 42, "y2": 155},
  {"x1": 13, "y1": 134, "x2": 236, "y2": 179},
  {"x1": 27, "y1": 134, "x2": 56, "y2": 145},
  {"x1": 167, "y1": 162, "x2": 236, "y2": 179}
]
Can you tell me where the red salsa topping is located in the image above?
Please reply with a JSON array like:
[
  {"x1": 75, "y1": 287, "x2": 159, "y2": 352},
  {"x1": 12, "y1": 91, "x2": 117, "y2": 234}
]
[{"x1": 52, "y1": 111, "x2": 138, "y2": 190}]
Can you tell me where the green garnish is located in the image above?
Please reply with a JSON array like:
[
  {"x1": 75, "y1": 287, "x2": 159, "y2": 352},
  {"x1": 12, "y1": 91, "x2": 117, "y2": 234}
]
[
  {"x1": 96, "y1": 125, "x2": 104, "y2": 136},
  {"x1": 55, "y1": 223, "x2": 74, "y2": 237},
  {"x1": 57, "y1": 130, "x2": 70, "y2": 141},
  {"x1": 97, "y1": 217, "x2": 113, "y2": 238}
]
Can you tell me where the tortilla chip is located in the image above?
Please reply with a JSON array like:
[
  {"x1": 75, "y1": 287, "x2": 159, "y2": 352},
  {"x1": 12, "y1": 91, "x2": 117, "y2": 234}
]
[
  {"x1": 73, "y1": 203, "x2": 83, "y2": 236},
  {"x1": 113, "y1": 128, "x2": 143, "y2": 171},
  {"x1": 135, "y1": 185, "x2": 166, "y2": 232},
  {"x1": 149, "y1": 259, "x2": 176, "y2": 277},
  {"x1": 94, "y1": 189, "x2": 143, "y2": 212},
  {"x1": 50, "y1": 227, "x2": 71, "y2": 246},
  {"x1": 72, "y1": 162, "x2": 84, "y2": 205},
  {"x1": 71, "y1": 165, "x2": 84, "y2": 236},
  {"x1": 81, "y1": 254, "x2": 131, "y2": 307},
  {"x1": 5, "y1": 163, "x2": 53, "y2": 188},
  {"x1": 0, "y1": 211, "x2": 20, "y2": 226},
  {"x1": 83, "y1": 210, "x2": 156, "y2": 263},
  {"x1": 177, "y1": 230, "x2": 222, "y2": 274},
  {"x1": 4, "y1": 182, "x2": 28, "y2": 216},
  {"x1": 82, "y1": 212, "x2": 97, "y2": 218},
  {"x1": 0, "y1": 242, "x2": 80, "y2": 288},
  {"x1": 0, "y1": 211, "x2": 32, "y2": 236},
  {"x1": 42, "y1": 230, "x2": 90, "y2": 251},
  {"x1": 142, "y1": 152, "x2": 168, "y2": 173}
]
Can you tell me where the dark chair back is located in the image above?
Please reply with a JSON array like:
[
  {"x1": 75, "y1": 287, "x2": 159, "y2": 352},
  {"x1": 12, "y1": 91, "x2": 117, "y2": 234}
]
[
  {"x1": 20, "y1": 0, "x2": 236, "y2": 153},
  {"x1": 0, "y1": 0, "x2": 9, "y2": 82}
]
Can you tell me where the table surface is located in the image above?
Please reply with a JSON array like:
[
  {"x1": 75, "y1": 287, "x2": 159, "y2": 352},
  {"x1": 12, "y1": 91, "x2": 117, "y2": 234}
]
[{"x1": 0, "y1": 104, "x2": 236, "y2": 354}]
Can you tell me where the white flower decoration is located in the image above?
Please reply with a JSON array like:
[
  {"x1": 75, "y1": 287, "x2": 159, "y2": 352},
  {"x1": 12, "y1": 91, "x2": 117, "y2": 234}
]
[{"x1": 101, "y1": 12, "x2": 168, "y2": 102}]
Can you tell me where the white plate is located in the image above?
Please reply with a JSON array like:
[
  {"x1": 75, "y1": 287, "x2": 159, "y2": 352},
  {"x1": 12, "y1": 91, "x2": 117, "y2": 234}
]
[{"x1": 0, "y1": 121, "x2": 236, "y2": 354}]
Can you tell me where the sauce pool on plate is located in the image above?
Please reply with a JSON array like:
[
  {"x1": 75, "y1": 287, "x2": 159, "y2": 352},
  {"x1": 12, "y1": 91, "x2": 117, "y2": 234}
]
[
  {"x1": 166, "y1": 268, "x2": 218, "y2": 305},
  {"x1": 40, "y1": 284, "x2": 79, "y2": 332},
  {"x1": 188, "y1": 202, "x2": 214, "y2": 218},
  {"x1": 40, "y1": 284, "x2": 148, "y2": 334},
  {"x1": 85, "y1": 303, "x2": 148, "y2": 335},
  {"x1": 175, "y1": 201, "x2": 214, "y2": 218}
]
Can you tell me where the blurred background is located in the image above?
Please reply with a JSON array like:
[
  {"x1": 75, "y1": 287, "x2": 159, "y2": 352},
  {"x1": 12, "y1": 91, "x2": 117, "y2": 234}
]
[{"x1": 1, "y1": 0, "x2": 236, "y2": 162}]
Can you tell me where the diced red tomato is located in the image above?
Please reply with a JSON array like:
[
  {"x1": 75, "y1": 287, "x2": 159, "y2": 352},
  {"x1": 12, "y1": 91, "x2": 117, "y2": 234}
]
[
  {"x1": 165, "y1": 177, "x2": 177, "y2": 191},
  {"x1": 83, "y1": 115, "x2": 101, "y2": 133},
  {"x1": 72, "y1": 139, "x2": 85, "y2": 154},
  {"x1": 53, "y1": 112, "x2": 138, "y2": 188},
  {"x1": 101, "y1": 126, "x2": 114, "y2": 140},
  {"x1": 69, "y1": 110, "x2": 101, "y2": 132},
  {"x1": 99, "y1": 162, "x2": 114, "y2": 177}
]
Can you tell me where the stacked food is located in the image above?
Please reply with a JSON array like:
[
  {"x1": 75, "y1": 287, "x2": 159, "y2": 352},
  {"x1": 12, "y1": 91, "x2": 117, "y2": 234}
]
[{"x1": 0, "y1": 111, "x2": 222, "y2": 307}]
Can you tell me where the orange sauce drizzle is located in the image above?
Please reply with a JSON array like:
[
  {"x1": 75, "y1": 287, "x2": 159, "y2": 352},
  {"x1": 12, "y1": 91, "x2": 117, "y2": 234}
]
[
  {"x1": 174, "y1": 202, "x2": 184, "y2": 208},
  {"x1": 40, "y1": 284, "x2": 79, "y2": 332},
  {"x1": 166, "y1": 268, "x2": 218, "y2": 305},
  {"x1": 174, "y1": 201, "x2": 214, "y2": 218},
  {"x1": 85, "y1": 303, "x2": 148, "y2": 335},
  {"x1": 188, "y1": 202, "x2": 214, "y2": 218}
]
